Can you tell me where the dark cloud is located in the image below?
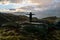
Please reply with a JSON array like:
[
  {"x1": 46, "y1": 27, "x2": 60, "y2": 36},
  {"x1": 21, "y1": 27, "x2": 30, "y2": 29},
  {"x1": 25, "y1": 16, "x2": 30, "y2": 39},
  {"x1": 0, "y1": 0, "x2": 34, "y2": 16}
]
[
  {"x1": 33, "y1": 7, "x2": 60, "y2": 18},
  {"x1": 13, "y1": 7, "x2": 60, "y2": 19}
]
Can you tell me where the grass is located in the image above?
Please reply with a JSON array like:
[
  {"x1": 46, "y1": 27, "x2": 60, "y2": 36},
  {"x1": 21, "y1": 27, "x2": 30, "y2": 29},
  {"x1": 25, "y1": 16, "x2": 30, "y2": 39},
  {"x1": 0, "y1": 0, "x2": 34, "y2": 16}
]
[{"x1": 0, "y1": 26, "x2": 60, "y2": 40}]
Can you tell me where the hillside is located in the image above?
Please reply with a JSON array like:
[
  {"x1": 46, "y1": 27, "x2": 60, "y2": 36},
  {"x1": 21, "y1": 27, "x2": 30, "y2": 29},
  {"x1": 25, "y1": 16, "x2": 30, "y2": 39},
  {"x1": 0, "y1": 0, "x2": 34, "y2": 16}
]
[{"x1": 0, "y1": 13, "x2": 60, "y2": 40}]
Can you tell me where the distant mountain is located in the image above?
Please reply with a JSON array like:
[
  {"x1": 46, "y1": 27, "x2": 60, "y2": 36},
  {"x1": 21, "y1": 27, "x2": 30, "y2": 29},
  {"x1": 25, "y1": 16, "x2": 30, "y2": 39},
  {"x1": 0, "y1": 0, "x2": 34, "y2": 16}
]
[
  {"x1": 0, "y1": 13, "x2": 10, "y2": 25},
  {"x1": 0, "y1": 12, "x2": 29, "y2": 25},
  {"x1": 42, "y1": 16, "x2": 57, "y2": 20},
  {"x1": 0, "y1": 12, "x2": 60, "y2": 25}
]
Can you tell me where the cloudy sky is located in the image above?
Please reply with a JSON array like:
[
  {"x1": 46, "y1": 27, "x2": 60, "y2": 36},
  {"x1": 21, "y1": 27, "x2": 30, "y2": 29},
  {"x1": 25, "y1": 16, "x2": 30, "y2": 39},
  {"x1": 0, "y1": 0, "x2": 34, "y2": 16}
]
[{"x1": 0, "y1": 0, "x2": 60, "y2": 18}]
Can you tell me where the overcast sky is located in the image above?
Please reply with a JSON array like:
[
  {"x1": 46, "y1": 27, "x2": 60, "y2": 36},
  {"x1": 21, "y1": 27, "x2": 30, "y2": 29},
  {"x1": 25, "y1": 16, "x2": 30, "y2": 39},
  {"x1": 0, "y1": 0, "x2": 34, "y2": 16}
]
[{"x1": 0, "y1": 0, "x2": 60, "y2": 18}]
